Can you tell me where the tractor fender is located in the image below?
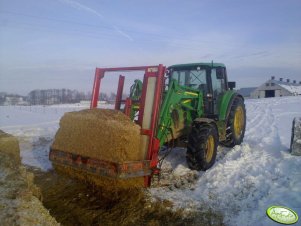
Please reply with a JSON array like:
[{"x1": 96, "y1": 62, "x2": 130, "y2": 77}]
[
  {"x1": 219, "y1": 92, "x2": 244, "y2": 121},
  {"x1": 225, "y1": 93, "x2": 244, "y2": 122}
]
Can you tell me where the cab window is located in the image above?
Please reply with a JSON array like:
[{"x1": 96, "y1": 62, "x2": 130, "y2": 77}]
[
  {"x1": 171, "y1": 69, "x2": 207, "y2": 91},
  {"x1": 211, "y1": 68, "x2": 226, "y2": 96}
]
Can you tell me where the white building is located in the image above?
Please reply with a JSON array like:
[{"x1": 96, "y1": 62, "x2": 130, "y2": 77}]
[
  {"x1": 251, "y1": 77, "x2": 301, "y2": 98},
  {"x1": 3, "y1": 96, "x2": 28, "y2": 106}
]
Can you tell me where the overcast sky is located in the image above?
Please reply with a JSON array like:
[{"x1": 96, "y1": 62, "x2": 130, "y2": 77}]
[{"x1": 0, "y1": 0, "x2": 301, "y2": 95}]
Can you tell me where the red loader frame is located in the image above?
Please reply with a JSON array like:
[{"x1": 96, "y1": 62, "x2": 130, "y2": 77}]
[{"x1": 90, "y1": 64, "x2": 166, "y2": 187}]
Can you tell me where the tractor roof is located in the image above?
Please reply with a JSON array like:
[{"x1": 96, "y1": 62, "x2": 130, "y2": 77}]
[{"x1": 168, "y1": 62, "x2": 225, "y2": 70}]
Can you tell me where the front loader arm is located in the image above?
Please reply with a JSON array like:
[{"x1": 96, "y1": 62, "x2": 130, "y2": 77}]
[{"x1": 156, "y1": 79, "x2": 203, "y2": 146}]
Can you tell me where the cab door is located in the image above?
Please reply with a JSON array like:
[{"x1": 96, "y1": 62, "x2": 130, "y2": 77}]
[{"x1": 209, "y1": 67, "x2": 227, "y2": 116}]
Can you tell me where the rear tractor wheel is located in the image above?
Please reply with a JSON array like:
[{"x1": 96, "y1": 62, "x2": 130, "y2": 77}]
[
  {"x1": 186, "y1": 124, "x2": 218, "y2": 171},
  {"x1": 222, "y1": 97, "x2": 246, "y2": 147}
]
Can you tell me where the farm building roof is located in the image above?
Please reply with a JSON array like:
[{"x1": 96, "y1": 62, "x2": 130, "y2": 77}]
[{"x1": 278, "y1": 83, "x2": 301, "y2": 95}]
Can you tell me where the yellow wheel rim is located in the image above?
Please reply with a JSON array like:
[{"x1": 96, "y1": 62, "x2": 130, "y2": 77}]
[
  {"x1": 234, "y1": 106, "x2": 244, "y2": 139},
  {"x1": 206, "y1": 135, "x2": 214, "y2": 162}
]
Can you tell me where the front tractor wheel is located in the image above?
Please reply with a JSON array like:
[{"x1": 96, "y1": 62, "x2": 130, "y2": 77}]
[
  {"x1": 222, "y1": 97, "x2": 246, "y2": 147},
  {"x1": 186, "y1": 124, "x2": 218, "y2": 171}
]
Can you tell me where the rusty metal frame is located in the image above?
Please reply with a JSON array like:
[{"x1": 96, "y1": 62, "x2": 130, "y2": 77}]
[{"x1": 50, "y1": 149, "x2": 151, "y2": 179}]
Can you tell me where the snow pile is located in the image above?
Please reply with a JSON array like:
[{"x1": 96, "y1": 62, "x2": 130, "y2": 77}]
[
  {"x1": 151, "y1": 148, "x2": 199, "y2": 189},
  {"x1": 151, "y1": 96, "x2": 301, "y2": 226}
]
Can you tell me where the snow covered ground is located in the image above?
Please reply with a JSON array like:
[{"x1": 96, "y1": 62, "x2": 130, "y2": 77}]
[
  {"x1": 153, "y1": 96, "x2": 301, "y2": 226},
  {"x1": 0, "y1": 97, "x2": 300, "y2": 226}
]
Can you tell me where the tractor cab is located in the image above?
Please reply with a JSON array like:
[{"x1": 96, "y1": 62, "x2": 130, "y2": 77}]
[{"x1": 168, "y1": 63, "x2": 233, "y2": 117}]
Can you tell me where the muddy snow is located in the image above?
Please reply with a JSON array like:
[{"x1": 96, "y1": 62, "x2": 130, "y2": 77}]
[
  {"x1": 0, "y1": 131, "x2": 59, "y2": 226},
  {"x1": 0, "y1": 96, "x2": 300, "y2": 226}
]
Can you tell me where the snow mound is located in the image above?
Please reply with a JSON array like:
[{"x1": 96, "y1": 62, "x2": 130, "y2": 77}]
[{"x1": 151, "y1": 96, "x2": 301, "y2": 226}]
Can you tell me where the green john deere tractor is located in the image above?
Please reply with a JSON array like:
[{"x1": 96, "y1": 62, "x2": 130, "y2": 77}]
[
  {"x1": 127, "y1": 62, "x2": 247, "y2": 171},
  {"x1": 157, "y1": 62, "x2": 246, "y2": 170},
  {"x1": 50, "y1": 62, "x2": 246, "y2": 187}
]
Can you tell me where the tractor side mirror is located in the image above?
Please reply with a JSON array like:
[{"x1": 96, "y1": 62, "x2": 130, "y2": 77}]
[{"x1": 228, "y1": 82, "x2": 236, "y2": 90}]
